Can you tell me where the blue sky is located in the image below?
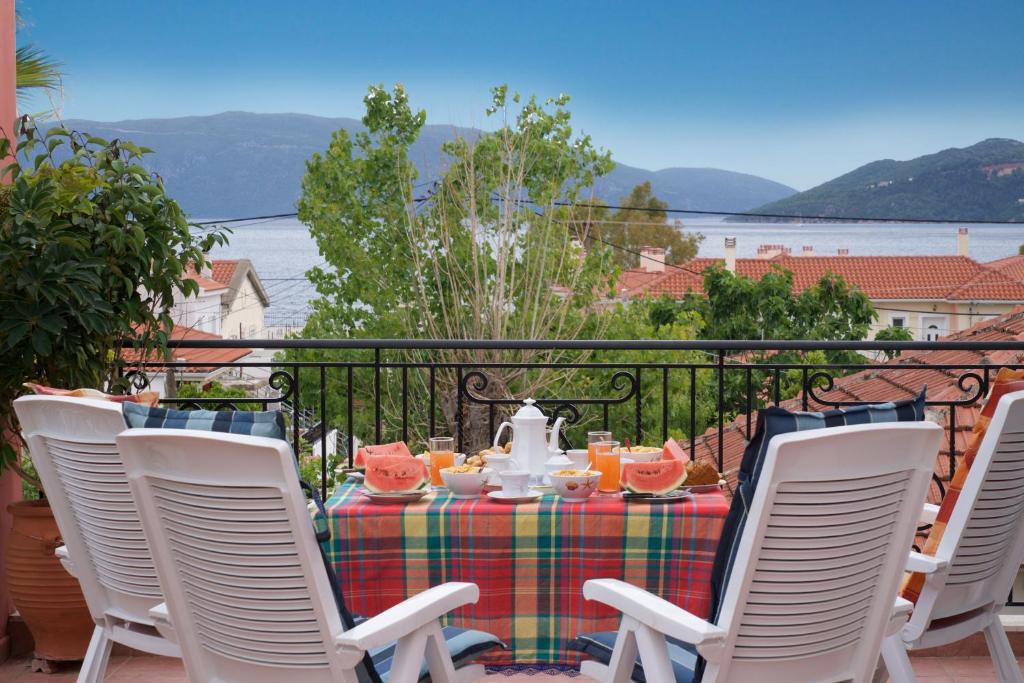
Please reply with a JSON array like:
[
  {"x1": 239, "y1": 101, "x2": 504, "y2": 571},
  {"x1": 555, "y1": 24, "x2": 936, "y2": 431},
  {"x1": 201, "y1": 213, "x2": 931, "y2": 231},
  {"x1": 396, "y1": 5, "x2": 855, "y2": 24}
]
[{"x1": 16, "y1": 0, "x2": 1024, "y2": 189}]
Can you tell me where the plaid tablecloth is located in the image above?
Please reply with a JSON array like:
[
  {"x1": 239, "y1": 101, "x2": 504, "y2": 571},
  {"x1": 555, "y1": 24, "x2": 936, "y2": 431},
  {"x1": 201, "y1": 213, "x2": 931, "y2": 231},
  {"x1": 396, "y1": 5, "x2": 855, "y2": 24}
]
[{"x1": 324, "y1": 482, "x2": 728, "y2": 665}]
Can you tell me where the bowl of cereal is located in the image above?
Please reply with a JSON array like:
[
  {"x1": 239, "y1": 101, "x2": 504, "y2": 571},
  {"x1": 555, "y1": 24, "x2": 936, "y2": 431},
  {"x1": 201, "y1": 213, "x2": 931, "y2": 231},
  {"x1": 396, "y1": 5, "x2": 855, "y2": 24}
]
[
  {"x1": 548, "y1": 469, "x2": 602, "y2": 503},
  {"x1": 440, "y1": 465, "x2": 492, "y2": 499}
]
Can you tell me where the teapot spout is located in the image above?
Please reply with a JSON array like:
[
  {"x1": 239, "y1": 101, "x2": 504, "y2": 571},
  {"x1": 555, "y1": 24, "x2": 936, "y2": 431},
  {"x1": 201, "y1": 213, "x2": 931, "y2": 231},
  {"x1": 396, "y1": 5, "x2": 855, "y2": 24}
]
[{"x1": 548, "y1": 416, "x2": 566, "y2": 451}]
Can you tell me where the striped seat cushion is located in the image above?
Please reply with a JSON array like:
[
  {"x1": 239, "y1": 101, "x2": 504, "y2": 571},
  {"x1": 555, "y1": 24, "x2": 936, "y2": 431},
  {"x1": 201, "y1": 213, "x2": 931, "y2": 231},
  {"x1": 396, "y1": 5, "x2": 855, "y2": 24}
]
[
  {"x1": 569, "y1": 631, "x2": 697, "y2": 683},
  {"x1": 373, "y1": 625, "x2": 505, "y2": 681}
]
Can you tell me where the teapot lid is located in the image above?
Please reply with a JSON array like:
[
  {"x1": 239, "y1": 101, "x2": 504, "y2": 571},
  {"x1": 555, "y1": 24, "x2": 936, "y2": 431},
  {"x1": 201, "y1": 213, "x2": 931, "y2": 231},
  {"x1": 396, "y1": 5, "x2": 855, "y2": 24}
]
[{"x1": 514, "y1": 398, "x2": 547, "y2": 420}]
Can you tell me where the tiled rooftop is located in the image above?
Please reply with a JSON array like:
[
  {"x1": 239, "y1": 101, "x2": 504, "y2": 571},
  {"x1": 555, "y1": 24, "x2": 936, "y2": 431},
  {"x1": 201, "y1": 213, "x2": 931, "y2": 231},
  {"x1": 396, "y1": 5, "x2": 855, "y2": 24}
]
[
  {"x1": 622, "y1": 254, "x2": 1024, "y2": 301},
  {"x1": 685, "y1": 305, "x2": 1024, "y2": 494},
  {"x1": 120, "y1": 326, "x2": 251, "y2": 368}
]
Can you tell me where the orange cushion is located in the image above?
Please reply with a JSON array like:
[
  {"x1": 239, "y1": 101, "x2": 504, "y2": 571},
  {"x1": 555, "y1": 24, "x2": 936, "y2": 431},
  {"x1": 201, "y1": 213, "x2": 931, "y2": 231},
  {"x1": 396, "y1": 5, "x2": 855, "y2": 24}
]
[
  {"x1": 23, "y1": 382, "x2": 160, "y2": 407},
  {"x1": 901, "y1": 368, "x2": 1024, "y2": 603}
]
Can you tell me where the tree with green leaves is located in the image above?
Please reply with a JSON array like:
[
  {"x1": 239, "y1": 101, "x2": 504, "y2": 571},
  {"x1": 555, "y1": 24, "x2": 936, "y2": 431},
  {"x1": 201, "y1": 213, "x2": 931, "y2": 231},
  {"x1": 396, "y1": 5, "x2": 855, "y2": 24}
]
[
  {"x1": 0, "y1": 119, "x2": 227, "y2": 487},
  {"x1": 594, "y1": 181, "x2": 701, "y2": 268},
  {"x1": 649, "y1": 263, "x2": 878, "y2": 423},
  {"x1": 875, "y1": 324, "x2": 914, "y2": 359},
  {"x1": 291, "y1": 84, "x2": 620, "y2": 450}
]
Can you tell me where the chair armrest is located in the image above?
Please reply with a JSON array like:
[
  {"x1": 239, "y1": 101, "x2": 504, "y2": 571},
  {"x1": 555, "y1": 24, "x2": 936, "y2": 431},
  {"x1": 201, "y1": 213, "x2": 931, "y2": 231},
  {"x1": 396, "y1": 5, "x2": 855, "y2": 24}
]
[
  {"x1": 148, "y1": 602, "x2": 179, "y2": 644},
  {"x1": 335, "y1": 582, "x2": 479, "y2": 653},
  {"x1": 583, "y1": 579, "x2": 726, "y2": 647},
  {"x1": 887, "y1": 597, "x2": 913, "y2": 636},
  {"x1": 906, "y1": 551, "x2": 948, "y2": 574},
  {"x1": 919, "y1": 503, "x2": 940, "y2": 525},
  {"x1": 54, "y1": 545, "x2": 75, "y2": 577},
  {"x1": 149, "y1": 602, "x2": 170, "y2": 624}
]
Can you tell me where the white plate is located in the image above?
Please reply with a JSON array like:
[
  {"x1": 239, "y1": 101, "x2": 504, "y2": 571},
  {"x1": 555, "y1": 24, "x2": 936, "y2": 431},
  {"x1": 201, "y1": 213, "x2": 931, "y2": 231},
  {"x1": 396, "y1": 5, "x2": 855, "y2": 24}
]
[
  {"x1": 681, "y1": 480, "x2": 727, "y2": 495},
  {"x1": 487, "y1": 490, "x2": 543, "y2": 504},
  {"x1": 360, "y1": 489, "x2": 429, "y2": 505},
  {"x1": 623, "y1": 489, "x2": 694, "y2": 504},
  {"x1": 345, "y1": 471, "x2": 365, "y2": 482}
]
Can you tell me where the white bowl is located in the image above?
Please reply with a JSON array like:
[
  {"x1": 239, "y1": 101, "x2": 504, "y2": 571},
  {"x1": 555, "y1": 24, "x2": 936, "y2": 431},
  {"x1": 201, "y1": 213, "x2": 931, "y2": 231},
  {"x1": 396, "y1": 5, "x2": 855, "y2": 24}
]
[
  {"x1": 548, "y1": 469, "x2": 602, "y2": 502},
  {"x1": 621, "y1": 450, "x2": 660, "y2": 463},
  {"x1": 440, "y1": 467, "x2": 491, "y2": 498}
]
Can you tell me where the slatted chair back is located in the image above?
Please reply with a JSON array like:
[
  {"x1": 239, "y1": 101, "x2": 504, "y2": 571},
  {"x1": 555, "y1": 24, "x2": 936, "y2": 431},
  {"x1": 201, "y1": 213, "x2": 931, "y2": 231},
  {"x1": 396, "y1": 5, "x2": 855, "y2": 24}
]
[
  {"x1": 708, "y1": 422, "x2": 940, "y2": 683},
  {"x1": 14, "y1": 396, "x2": 165, "y2": 625},
  {"x1": 116, "y1": 427, "x2": 358, "y2": 683},
  {"x1": 911, "y1": 390, "x2": 1024, "y2": 632}
]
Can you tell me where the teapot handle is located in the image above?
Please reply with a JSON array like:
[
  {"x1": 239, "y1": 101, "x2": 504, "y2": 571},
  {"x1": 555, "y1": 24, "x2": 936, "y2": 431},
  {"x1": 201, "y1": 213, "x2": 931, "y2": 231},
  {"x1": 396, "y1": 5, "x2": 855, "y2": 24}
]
[{"x1": 493, "y1": 422, "x2": 513, "y2": 449}]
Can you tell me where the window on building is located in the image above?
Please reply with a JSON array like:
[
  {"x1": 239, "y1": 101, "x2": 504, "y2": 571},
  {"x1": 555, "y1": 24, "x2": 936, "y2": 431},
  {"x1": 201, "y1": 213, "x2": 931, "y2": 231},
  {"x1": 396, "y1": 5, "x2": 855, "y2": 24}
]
[
  {"x1": 925, "y1": 324, "x2": 940, "y2": 342},
  {"x1": 891, "y1": 316, "x2": 905, "y2": 328}
]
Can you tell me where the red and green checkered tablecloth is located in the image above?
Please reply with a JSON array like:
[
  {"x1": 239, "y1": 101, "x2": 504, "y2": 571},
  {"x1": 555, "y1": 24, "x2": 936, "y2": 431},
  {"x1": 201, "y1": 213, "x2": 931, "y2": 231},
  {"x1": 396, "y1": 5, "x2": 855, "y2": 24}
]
[{"x1": 324, "y1": 482, "x2": 728, "y2": 665}]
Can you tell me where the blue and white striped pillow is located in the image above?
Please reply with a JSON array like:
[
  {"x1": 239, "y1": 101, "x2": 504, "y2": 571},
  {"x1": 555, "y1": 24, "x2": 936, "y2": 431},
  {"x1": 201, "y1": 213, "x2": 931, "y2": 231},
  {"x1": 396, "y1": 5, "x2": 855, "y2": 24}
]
[{"x1": 122, "y1": 402, "x2": 287, "y2": 440}]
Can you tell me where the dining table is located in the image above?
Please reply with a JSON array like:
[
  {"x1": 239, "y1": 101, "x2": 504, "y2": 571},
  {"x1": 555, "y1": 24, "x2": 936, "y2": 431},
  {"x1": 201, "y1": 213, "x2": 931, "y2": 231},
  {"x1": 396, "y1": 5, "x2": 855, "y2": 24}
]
[{"x1": 323, "y1": 481, "x2": 729, "y2": 666}]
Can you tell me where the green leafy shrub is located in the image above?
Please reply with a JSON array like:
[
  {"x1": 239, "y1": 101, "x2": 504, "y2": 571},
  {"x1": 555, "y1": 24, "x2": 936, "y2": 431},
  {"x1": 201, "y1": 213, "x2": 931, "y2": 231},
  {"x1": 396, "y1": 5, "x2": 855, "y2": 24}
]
[{"x1": 0, "y1": 118, "x2": 227, "y2": 486}]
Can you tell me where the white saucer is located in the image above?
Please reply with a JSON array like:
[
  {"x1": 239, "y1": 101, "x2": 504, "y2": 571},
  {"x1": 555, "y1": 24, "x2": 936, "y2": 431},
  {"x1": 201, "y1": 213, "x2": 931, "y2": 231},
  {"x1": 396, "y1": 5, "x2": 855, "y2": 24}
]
[
  {"x1": 360, "y1": 489, "x2": 429, "y2": 505},
  {"x1": 487, "y1": 490, "x2": 543, "y2": 504}
]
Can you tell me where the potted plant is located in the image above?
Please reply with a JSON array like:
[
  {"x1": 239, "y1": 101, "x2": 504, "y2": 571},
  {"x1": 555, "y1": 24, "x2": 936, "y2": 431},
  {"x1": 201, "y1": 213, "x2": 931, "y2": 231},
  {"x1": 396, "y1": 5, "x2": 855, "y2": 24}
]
[{"x1": 0, "y1": 117, "x2": 225, "y2": 666}]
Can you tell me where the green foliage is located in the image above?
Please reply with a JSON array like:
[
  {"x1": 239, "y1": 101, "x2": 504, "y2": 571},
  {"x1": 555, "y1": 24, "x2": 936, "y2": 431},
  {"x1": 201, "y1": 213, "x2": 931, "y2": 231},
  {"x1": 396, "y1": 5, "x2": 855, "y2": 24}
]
[
  {"x1": 176, "y1": 381, "x2": 262, "y2": 410},
  {"x1": 15, "y1": 45, "x2": 62, "y2": 112},
  {"x1": 592, "y1": 181, "x2": 702, "y2": 267},
  {"x1": 744, "y1": 138, "x2": 1024, "y2": 222},
  {"x1": 647, "y1": 264, "x2": 878, "y2": 424},
  {"x1": 290, "y1": 83, "x2": 626, "y2": 450},
  {"x1": 691, "y1": 264, "x2": 875, "y2": 343},
  {"x1": 0, "y1": 118, "x2": 228, "y2": 485},
  {"x1": 874, "y1": 324, "x2": 914, "y2": 359},
  {"x1": 1019, "y1": 243, "x2": 1024, "y2": 255}
]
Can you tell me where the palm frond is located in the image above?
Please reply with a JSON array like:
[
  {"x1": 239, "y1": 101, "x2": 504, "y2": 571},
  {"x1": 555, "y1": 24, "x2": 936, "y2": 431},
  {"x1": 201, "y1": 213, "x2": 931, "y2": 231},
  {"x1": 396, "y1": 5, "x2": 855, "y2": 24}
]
[{"x1": 16, "y1": 44, "x2": 62, "y2": 102}]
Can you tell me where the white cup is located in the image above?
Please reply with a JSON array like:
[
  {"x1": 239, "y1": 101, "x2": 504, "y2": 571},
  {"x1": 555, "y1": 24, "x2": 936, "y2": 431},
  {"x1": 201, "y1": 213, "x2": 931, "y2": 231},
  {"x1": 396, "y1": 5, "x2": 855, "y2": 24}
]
[
  {"x1": 499, "y1": 470, "x2": 530, "y2": 496},
  {"x1": 565, "y1": 449, "x2": 590, "y2": 471}
]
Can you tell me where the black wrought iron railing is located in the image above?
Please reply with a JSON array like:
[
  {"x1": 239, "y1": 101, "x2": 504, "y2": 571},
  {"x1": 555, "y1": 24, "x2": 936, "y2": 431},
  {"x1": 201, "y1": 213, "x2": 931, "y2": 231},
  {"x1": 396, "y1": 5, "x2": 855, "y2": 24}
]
[
  {"x1": 119, "y1": 338, "x2": 1024, "y2": 605},
  {"x1": 119, "y1": 339, "x2": 1022, "y2": 490}
]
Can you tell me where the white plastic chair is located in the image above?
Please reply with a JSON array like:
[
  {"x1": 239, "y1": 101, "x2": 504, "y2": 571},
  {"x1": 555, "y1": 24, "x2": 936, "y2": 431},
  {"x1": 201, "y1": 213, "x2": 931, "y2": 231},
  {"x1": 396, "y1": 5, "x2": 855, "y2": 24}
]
[
  {"x1": 578, "y1": 421, "x2": 943, "y2": 683},
  {"x1": 13, "y1": 395, "x2": 180, "y2": 682},
  {"x1": 883, "y1": 390, "x2": 1024, "y2": 683},
  {"x1": 116, "y1": 427, "x2": 493, "y2": 683}
]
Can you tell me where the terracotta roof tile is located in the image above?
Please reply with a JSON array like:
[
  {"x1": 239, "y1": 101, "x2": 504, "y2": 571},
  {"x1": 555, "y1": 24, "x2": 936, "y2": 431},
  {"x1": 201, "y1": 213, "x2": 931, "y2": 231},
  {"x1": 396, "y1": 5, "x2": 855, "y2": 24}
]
[
  {"x1": 210, "y1": 260, "x2": 240, "y2": 287},
  {"x1": 986, "y1": 254, "x2": 1024, "y2": 286},
  {"x1": 682, "y1": 306, "x2": 1024, "y2": 502},
  {"x1": 183, "y1": 264, "x2": 228, "y2": 292},
  {"x1": 121, "y1": 327, "x2": 251, "y2": 371},
  {"x1": 638, "y1": 255, "x2": 1024, "y2": 302}
]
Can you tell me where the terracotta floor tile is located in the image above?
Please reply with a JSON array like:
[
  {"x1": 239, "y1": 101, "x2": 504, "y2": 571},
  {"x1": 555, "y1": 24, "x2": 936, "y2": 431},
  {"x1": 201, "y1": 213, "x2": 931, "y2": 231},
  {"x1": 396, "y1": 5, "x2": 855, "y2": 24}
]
[
  {"x1": 910, "y1": 657, "x2": 953, "y2": 676},
  {"x1": 941, "y1": 657, "x2": 997, "y2": 677},
  {"x1": 0, "y1": 654, "x2": 993, "y2": 681}
]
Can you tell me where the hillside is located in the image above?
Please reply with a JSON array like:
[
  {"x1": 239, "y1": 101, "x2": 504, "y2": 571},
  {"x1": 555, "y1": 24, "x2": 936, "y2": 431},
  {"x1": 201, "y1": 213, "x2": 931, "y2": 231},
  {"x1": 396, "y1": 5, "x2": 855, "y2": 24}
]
[
  {"x1": 742, "y1": 138, "x2": 1024, "y2": 222},
  {"x1": 55, "y1": 111, "x2": 795, "y2": 217}
]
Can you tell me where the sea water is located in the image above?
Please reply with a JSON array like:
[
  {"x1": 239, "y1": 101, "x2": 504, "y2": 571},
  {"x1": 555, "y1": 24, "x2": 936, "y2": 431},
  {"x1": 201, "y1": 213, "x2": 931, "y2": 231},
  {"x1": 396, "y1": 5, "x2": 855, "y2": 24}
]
[{"x1": 208, "y1": 218, "x2": 1024, "y2": 326}]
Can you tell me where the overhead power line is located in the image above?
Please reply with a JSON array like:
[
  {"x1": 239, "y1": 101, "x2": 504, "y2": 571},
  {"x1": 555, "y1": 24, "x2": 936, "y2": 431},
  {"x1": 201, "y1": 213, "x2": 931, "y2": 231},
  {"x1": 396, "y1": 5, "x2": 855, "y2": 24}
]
[{"x1": 192, "y1": 194, "x2": 1024, "y2": 230}]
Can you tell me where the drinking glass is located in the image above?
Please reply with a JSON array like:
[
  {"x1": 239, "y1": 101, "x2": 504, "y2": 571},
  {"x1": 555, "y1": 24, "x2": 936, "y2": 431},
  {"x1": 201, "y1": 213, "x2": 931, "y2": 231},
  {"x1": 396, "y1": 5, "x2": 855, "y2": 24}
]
[
  {"x1": 593, "y1": 440, "x2": 621, "y2": 493},
  {"x1": 429, "y1": 436, "x2": 455, "y2": 487},
  {"x1": 587, "y1": 431, "x2": 612, "y2": 471}
]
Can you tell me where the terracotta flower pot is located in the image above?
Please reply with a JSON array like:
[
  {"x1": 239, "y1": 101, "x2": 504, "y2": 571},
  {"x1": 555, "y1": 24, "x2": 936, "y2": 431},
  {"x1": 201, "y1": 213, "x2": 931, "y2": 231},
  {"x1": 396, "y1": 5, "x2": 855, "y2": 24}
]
[{"x1": 6, "y1": 500, "x2": 93, "y2": 661}]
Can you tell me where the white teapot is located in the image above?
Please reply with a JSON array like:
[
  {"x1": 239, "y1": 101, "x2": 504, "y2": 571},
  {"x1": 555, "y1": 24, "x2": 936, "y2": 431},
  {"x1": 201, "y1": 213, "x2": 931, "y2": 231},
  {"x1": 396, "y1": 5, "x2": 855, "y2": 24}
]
[{"x1": 493, "y1": 398, "x2": 550, "y2": 484}]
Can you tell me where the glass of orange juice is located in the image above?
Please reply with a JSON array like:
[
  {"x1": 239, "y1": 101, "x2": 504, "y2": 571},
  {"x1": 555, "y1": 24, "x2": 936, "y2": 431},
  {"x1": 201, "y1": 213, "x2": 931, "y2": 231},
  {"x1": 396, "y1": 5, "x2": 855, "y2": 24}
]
[
  {"x1": 429, "y1": 436, "x2": 455, "y2": 487},
  {"x1": 587, "y1": 431, "x2": 612, "y2": 470},
  {"x1": 593, "y1": 440, "x2": 621, "y2": 493}
]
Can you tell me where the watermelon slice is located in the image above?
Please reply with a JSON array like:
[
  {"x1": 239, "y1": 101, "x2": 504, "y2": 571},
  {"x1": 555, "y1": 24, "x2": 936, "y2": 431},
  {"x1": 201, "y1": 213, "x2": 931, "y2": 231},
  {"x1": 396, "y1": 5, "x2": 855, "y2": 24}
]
[
  {"x1": 364, "y1": 454, "x2": 430, "y2": 493},
  {"x1": 354, "y1": 441, "x2": 414, "y2": 469},
  {"x1": 621, "y1": 459, "x2": 688, "y2": 495},
  {"x1": 662, "y1": 438, "x2": 690, "y2": 465}
]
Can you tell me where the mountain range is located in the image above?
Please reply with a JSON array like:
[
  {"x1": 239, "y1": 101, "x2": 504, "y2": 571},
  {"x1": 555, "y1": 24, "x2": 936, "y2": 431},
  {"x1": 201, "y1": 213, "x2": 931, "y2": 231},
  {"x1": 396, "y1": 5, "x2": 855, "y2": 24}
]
[
  {"x1": 743, "y1": 138, "x2": 1024, "y2": 222},
  {"x1": 55, "y1": 111, "x2": 797, "y2": 217}
]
